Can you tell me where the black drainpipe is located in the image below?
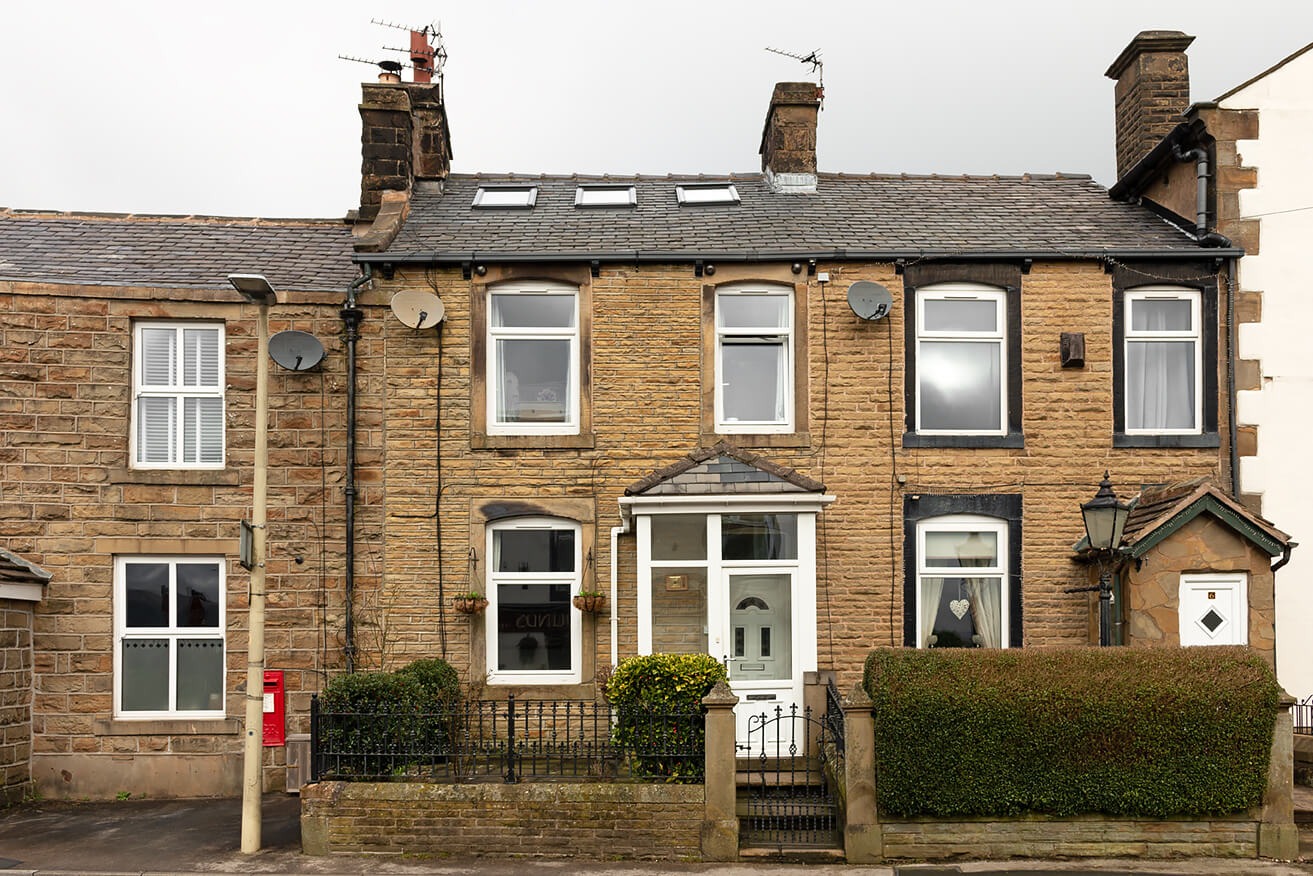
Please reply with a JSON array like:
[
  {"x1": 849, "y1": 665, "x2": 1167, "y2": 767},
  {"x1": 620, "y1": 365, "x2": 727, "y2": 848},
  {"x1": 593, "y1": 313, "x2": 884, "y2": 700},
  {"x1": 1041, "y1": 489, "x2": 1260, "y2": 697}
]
[
  {"x1": 1225, "y1": 256, "x2": 1240, "y2": 499},
  {"x1": 341, "y1": 264, "x2": 371, "y2": 673}
]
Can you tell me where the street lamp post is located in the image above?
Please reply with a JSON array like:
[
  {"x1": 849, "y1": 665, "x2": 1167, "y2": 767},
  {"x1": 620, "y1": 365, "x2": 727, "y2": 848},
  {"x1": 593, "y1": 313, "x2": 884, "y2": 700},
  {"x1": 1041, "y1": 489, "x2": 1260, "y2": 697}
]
[
  {"x1": 228, "y1": 273, "x2": 276, "y2": 854},
  {"x1": 1078, "y1": 471, "x2": 1132, "y2": 647}
]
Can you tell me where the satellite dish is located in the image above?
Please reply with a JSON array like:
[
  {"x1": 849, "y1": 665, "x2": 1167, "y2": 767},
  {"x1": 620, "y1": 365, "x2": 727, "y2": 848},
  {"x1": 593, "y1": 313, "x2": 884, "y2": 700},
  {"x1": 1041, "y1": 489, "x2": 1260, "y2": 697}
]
[
  {"x1": 847, "y1": 281, "x2": 893, "y2": 321},
  {"x1": 390, "y1": 290, "x2": 446, "y2": 329},
  {"x1": 268, "y1": 330, "x2": 325, "y2": 372}
]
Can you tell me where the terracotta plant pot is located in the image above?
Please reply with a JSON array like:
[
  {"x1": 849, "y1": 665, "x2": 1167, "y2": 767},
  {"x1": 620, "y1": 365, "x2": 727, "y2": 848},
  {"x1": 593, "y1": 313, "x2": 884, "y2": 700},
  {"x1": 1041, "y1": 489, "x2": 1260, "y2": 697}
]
[
  {"x1": 572, "y1": 593, "x2": 607, "y2": 614},
  {"x1": 453, "y1": 596, "x2": 488, "y2": 615}
]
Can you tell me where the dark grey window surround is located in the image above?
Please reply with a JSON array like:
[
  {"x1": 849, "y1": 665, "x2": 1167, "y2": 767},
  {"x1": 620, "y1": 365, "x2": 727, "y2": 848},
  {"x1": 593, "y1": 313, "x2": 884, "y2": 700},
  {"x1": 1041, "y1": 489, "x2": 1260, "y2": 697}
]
[
  {"x1": 902, "y1": 263, "x2": 1024, "y2": 448},
  {"x1": 903, "y1": 493, "x2": 1023, "y2": 648},
  {"x1": 1110, "y1": 262, "x2": 1219, "y2": 448}
]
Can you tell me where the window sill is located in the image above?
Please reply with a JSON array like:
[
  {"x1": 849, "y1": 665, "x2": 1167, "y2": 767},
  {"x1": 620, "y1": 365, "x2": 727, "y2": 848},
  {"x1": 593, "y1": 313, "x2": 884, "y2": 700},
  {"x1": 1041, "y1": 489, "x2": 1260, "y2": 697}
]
[
  {"x1": 472, "y1": 433, "x2": 597, "y2": 450},
  {"x1": 701, "y1": 432, "x2": 811, "y2": 450},
  {"x1": 1113, "y1": 432, "x2": 1220, "y2": 449},
  {"x1": 481, "y1": 682, "x2": 597, "y2": 700},
  {"x1": 110, "y1": 467, "x2": 241, "y2": 486},
  {"x1": 94, "y1": 717, "x2": 241, "y2": 736},
  {"x1": 902, "y1": 432, "x2": 1025, "y2": 449}
]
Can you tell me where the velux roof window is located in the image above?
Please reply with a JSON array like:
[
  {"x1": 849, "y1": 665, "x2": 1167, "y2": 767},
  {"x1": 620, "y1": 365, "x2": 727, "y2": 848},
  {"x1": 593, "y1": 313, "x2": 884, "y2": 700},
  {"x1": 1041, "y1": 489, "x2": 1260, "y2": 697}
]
[
  {"x1": 575, "y1": 185, "x2": 636, "y2": 207},
  {"x1": 473, "y1": 186, "x2": 538, "y2": 209},
  {"x1": 676, "y1": 184, "x2": 740, "y2": 206}
]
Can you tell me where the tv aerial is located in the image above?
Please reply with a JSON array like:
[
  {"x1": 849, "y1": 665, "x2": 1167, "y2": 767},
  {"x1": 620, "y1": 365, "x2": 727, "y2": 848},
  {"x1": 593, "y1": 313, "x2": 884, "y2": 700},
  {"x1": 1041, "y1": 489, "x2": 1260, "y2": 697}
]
[
  {"x1": 764, "y1": 46, "x2": 824, "y2": 88},
  {"x1": 390, "y1": 290, "x2": 446, "y2": 330},
  {"x1": 846, "y1": 281, "x2": 893, "y2": 321},
  {"x1": 268, "y1": 331, "x2": 326, "y2": 371},
  {"x1": 339, "y1": 19, "x2": 447, "y2": 84}
]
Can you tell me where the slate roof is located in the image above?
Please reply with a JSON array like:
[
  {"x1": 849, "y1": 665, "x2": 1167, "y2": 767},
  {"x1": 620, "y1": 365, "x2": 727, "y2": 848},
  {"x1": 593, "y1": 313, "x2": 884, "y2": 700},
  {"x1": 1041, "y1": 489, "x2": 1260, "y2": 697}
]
[
  {"x1": 626, "y1": 442, "x2": 825, "y2": 496},
  {"x1": 0, "y1": 547, "x2": 51, "y2": 595},
  {"x1": 0, "y1": 210, "x2": 357, "y2": 292},
  {"x1": 379, "y1": 172, "x2": 1205, "y2": 261}
]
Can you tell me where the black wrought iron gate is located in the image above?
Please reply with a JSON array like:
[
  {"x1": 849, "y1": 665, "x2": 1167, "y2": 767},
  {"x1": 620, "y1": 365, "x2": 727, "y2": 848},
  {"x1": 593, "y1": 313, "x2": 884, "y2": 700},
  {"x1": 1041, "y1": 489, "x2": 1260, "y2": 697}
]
[{"x1": 737, "y1": 700, "x2": 842, "y2": 851}]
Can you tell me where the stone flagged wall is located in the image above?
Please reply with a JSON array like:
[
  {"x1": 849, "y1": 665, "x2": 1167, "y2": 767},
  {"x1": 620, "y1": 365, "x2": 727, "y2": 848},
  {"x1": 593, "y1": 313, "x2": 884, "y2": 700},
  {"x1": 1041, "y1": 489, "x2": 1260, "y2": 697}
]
[
  {"x1": 0, "y1": 600, "x2": 35, "y2": 804},
  {"x1": 0, "y1": 281, "x2": 383, "y2": 799},
  {"x1": 301, "y1": 780, "x2": 703, "y2": 860}
]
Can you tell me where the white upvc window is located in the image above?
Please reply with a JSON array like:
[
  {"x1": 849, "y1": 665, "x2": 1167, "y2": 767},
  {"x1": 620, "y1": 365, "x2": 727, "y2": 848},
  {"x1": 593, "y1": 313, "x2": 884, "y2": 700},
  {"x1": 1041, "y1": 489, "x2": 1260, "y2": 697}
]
[
  {"x1": 132, "y1": 322, "x2": 225, "y2": 468},
  {"x1": 1124, "y1": 287, "x2": 1202, "y2": 434},
  {"x1": 915, "y1": 284, "x2": 1006, "y2": 435},
  {"x1": 114, "y1": 556, "x2": 225, "y2": 718},
  {"x1": 915, "y1": 515, "x2": 1009, "y2": 649},
  {"x1": 487, "y1": 282, "x2": 580, "y2": 435},
  {"x1": 715, "y1": 285, "x2": 793, "y2": 433},
  {"x1": 486, "y1": 517, "x2": 582, "y2": 685},
  {"x1": 575, "y1": 185, "x2": 636, "y2": 207},
  {"x1": 676, "y1": 184, "x2": 740, "y2": 205},
  {"x1": 473, "y1": 186, "x2": 538, "y2": 208}
]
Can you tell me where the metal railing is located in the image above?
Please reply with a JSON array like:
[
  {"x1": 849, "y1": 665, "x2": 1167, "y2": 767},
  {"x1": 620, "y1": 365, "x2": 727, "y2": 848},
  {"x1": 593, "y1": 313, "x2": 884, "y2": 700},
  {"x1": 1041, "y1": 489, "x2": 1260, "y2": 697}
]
[
  {"x1": 1295, "y1": 694, "x2": 1313, "y2": 735},
  {"x1": 310, "y1": 694, "x2": 704, "y2": 783},
  {"x1": 823, "y1": 677, "x2": 846, "y2": 759}
]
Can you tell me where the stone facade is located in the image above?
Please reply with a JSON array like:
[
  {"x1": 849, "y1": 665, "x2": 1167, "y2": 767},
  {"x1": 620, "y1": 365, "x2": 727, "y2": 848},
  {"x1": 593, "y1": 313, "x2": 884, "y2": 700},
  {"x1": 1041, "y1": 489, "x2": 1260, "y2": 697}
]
[
  {"x1": 0, "y1": 270, "x2": 373, "y2": 799},
  {"x1": 1, "y1": 599, "x2": 36, "y2": 804}
]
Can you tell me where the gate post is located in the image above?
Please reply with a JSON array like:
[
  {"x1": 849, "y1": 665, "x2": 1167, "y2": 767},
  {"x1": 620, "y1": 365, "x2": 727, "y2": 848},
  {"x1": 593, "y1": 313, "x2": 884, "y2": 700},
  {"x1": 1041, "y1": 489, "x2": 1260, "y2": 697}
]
[
  {"x1": 701, "y1": 680, "x2": 739, "y2": 862},
  {"x1": 1259, "y1": 692, "x2": 1298, "y2": 859},
  {"x1": 843, "y1": 683, "x2": 882, "y2": 864}
]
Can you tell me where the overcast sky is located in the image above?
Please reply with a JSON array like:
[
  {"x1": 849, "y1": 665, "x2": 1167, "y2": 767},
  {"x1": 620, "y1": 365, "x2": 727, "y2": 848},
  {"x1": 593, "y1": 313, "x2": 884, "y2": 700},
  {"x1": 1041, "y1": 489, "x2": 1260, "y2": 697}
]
[{"x1": 2, "y1": 1, "x2": 1308, "y2": 219}]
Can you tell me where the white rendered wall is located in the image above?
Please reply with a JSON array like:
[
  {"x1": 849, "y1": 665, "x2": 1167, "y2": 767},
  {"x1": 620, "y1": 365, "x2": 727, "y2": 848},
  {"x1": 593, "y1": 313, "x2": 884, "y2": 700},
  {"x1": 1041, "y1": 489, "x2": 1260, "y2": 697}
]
[{"x1": 1227, "y1": 50, "x2": 1313, "y2": 702}]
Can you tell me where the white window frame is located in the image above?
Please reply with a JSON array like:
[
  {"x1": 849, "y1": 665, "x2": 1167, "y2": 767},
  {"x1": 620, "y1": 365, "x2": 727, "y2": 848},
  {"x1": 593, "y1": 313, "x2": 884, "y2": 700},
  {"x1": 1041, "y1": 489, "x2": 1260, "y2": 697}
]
[
  {"x1": 486, "y1": 282, "x2": 580, "y2": 436},
  {"x1": 715, "y1": 284, "x2": 794, "y2": 433},
  {"x1": 113, "y1": 555, "x2": 226, "y2": 719},
  {"x1": 485, "y1": 517, "x2": 582, "y2": 685},
  {"x1": 472, "y1": 186, "x2": 538, "y2": 208},
  {"x1": 914, "y1": 515, "x2": 1010, "y2": 649},
  {"x1": 131, "y1": 321, "x2": 225, "y2": 469},
  {"x1": 677, "y1": 184, "x2": 740, "y2": 205},
  {"x1": 574, "y1": 185, "x2": 636, "y2": 207},
  {"x1": 1124, "y1": 287, "x2": 1203, "y2": 435},
  {"x1": 914, "y1": 283, "x2": 1007, "y2": 436}
]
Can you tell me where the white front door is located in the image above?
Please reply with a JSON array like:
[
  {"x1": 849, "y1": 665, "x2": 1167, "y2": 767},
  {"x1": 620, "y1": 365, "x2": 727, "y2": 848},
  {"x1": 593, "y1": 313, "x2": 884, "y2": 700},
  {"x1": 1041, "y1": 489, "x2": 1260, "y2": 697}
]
[
  {"x1": 1179, "y1": 573, "x2": 1248, "y2": 647},
  {"x1": 711, "y1": 570, "x2": 803, "y2": 745}
]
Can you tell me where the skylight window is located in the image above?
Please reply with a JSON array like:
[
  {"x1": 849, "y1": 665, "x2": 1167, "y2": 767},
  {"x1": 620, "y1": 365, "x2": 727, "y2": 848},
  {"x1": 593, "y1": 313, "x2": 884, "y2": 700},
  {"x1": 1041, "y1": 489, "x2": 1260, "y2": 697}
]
[
  {"x1": 574, "y1": 185, "x2": 636, "y2": 207},
  {"x1": 473, "y1": 186, "x2": 538, "y2": 209},
  {"x1": 676, "y1": 184, "x2": 740, "y2": 206}
]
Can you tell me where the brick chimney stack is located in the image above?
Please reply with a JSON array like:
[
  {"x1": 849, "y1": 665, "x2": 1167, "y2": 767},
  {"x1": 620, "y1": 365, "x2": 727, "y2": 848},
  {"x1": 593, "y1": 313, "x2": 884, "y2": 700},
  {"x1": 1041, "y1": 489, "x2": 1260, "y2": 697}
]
[
  {"x1": 759, "y1": 82, "x2": 822, "y2": 193},
  {"x1": 358, "y1": 82, "x2": 451, "y2": 222},
  {"x1": 1105, "y1": 31, "x2": 1195, "y2": 180}
]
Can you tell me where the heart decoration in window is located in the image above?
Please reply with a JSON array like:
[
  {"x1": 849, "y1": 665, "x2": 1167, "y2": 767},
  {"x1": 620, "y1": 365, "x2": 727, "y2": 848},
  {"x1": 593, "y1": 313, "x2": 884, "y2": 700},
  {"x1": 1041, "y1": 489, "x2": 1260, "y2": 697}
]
[{"x1": 949, "y1": 598, "x2": 970, "y2": 620}]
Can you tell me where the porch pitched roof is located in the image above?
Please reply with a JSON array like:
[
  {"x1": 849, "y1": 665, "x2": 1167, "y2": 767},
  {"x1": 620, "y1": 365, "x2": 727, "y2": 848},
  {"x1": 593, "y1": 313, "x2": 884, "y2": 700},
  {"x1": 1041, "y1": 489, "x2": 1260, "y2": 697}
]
[
  {"x1": 624, "y1": 442, "x2": 824, "y2": 497},
  {"x1": 1109, "y1": 478, "x2": 1291, "y2": 560},
  {"x1": 0, "y1": 547, "x2": 51, "y2": 602}
]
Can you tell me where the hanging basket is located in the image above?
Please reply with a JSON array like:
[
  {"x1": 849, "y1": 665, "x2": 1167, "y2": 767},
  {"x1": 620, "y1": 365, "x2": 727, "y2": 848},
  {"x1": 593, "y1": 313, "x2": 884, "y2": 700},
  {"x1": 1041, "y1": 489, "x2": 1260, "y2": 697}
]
[
  {"x1": 452, "y1": 595, "x2": 488, "y2": 615},
  {"x1": 572, "y1": 593, "x2": 607, "y2": 614}
]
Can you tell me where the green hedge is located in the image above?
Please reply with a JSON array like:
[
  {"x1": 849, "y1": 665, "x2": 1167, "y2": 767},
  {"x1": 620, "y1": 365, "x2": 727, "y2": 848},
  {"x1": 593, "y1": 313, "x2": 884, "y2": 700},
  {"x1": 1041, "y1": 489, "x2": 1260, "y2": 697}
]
[
  {"x1": 318, "y1": 658, "x2": 461, "y2": 774},
  {"x1": 606, "y1": 653, "x2": 727, "y2": 780},
  {"x1": 863, "y1": 646, "x2": 1280, "y2": 818}
]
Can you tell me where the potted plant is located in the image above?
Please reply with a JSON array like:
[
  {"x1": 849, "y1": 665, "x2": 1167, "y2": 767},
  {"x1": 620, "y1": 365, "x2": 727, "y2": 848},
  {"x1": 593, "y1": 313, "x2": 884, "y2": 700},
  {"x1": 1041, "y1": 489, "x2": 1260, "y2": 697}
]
[
  {"x1": 572, "y1": 589, "x2": 607, "y2": 614},
  {"x1": 452, "y1": 591, "x2": 488, "y2": 614}
]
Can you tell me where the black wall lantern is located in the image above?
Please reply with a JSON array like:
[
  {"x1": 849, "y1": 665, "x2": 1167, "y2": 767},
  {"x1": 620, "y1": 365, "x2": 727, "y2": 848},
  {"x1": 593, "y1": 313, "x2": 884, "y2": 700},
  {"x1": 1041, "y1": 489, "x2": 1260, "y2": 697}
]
[{"x1": 1073, "y1": 471, "x2": 1131, "y2": 646}]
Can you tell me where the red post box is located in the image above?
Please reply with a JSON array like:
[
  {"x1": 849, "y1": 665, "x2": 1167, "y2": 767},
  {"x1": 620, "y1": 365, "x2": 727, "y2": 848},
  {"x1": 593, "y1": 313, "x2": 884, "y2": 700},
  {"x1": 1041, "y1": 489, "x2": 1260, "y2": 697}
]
[{"x1": 262, "y1": 670, "x2": 285, "y2": 746}]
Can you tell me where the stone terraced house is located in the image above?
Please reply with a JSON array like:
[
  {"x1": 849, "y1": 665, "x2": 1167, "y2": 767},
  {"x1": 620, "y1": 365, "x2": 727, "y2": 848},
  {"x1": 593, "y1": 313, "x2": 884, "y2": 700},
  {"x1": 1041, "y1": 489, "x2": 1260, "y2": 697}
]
[{"x1": 0, "y1": 44, "x2": 1295, "y2": 799}]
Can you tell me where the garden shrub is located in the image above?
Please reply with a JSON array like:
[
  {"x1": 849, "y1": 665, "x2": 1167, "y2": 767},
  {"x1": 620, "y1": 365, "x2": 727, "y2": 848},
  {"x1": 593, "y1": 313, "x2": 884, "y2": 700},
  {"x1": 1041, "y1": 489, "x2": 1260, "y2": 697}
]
[
  {"x1": 605, "y1": 653, "x2": 727, "y2": 780},
  {"x1": 864, "y1": 646, "x2": 1280, "y2": 819},
  {"x1": 318, "y1": 658, "x2": 462, "y2": 776}
]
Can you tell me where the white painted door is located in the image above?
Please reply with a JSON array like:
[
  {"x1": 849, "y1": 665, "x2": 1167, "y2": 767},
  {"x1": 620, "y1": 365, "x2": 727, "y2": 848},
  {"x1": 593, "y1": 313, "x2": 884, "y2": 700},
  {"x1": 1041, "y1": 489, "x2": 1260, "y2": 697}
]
[
  {"x1": 1179, "y1": 574, "x2": 1248, "y2": 647},
  {"x1": 712, "y1": 570, "x2": 802, "y2": 745}
]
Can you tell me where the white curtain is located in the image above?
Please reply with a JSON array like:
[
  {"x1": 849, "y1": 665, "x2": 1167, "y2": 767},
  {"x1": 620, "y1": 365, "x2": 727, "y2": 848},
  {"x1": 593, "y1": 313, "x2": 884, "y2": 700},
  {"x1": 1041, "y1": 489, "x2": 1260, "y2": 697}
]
[
  {"x1": 920, "y1": 577, "x2": 944, "y2": 647},
  {"x1": 773, "y1": 342, "x2": 788, "y2": 422},
  {"x1": 1127, "y1": 301, "x2": 1195, "y2": 430},
  {"x1": 965, "y1": 577, "x2": 1003, "y2": 648}
]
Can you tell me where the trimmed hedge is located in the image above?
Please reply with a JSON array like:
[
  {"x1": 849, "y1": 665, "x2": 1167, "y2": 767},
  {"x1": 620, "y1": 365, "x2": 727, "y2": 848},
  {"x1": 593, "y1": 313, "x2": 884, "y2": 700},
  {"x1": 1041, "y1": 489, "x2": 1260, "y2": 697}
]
[
  {"x1": 864, "y1": 646, "x2": 1280, "y2": 818},
  {"x1": 606, "y1": 653, "x2": 727, "y2": 780}
]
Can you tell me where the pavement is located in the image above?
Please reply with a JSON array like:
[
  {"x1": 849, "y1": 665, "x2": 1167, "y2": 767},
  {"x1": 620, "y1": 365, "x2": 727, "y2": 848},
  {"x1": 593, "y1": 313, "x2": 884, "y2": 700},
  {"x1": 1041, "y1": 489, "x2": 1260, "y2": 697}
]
[{"x1": 0, "y1": 793, "x2": 1311, "y2": 876}]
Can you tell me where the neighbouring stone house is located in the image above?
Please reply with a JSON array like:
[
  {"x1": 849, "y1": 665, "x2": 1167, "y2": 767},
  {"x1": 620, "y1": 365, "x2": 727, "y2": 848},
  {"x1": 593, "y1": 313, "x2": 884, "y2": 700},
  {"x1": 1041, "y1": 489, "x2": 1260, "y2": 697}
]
[
  {"x1": 0, "y1": 40, "x2": 1295, "y2": 800},
  {"x1": 0, "y1": 548, "x2": 47, "y2": 804},
  {"x1": 1104, "y1": 31, "x2": 1312, "y2": 702}
]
